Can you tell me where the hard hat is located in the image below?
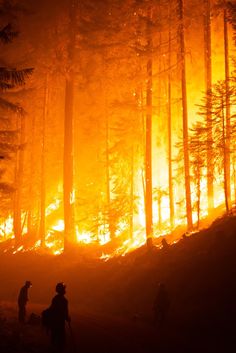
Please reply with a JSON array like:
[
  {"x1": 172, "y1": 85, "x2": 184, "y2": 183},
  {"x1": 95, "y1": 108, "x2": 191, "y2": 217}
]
[
  {"x1": 25, "y1": 281, "x2": 32, "y2": 287},
  {"x1": 56, "y1": 282, "x2": 66, "y2": 294}
]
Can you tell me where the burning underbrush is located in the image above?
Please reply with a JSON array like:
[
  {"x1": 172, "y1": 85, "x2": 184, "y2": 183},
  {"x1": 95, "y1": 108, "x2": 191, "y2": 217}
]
[
  {"x1": 0, "y1": 223, "x2": 188, "y2": 260},
  {"x1": 0, "y1": 182, "x2": 229, "y2": 258},
  {"x1": 0, "y1": 202, "x2": 227, "y2": 260}
]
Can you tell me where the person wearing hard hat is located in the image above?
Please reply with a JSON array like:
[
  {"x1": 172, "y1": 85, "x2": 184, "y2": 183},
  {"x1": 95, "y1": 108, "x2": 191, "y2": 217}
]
[
  {"x1": 18, "y1": 280, "x2": 32, "y2": 323},
  {"x1": 50, "y1": 282, "x2": 71, "y2": 352}
]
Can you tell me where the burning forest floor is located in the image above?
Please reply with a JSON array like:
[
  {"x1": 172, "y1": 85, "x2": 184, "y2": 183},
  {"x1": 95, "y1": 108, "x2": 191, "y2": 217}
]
[{"x1": 0, "y1": 214, "x2": 236, "y2": 352}]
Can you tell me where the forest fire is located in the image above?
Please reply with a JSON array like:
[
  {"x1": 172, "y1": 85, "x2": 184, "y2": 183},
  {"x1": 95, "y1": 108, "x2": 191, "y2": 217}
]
[
  {"x1": 0, "y1": 0, "x2": 235, "y2": 262},
  {"x1": 1, "y1": 2, "x2": 236, "y2": 353}
]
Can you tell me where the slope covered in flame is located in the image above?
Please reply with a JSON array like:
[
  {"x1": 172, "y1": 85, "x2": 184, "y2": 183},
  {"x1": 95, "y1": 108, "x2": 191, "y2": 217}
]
[{"x1": 0, "y1": 186, "x2": 229, "y2": 259}]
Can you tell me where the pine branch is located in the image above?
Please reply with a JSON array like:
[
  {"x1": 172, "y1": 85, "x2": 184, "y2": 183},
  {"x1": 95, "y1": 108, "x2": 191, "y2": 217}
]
[
  {"x1": 0, "y1": 67, "x2": 33, "y2": 86},
  {"x1": 0, "y1": 24, "x2": 18, "y2": 44},
  {"x1": 0, "y1": 97, "x2": 25, "y2": 114},
  {"x1": 0, "y1": 81, "x2": 14, "y2": 90}
]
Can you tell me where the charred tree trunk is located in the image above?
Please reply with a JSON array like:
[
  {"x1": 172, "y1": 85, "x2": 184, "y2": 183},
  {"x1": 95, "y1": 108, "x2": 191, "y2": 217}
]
[
  {"x1": 145, "y1": 9, "x2": 153, "y2": 247},
  {"x1": 105, "y1": 110, "x2": 115, "y2": 239},
  {"x1": 197, "y1": 166, "x2": 201, "y2": 229},
  {"x1": 101, "y1": 55, "x2": 114, "y2": 239},
  {"x1": 27, "y1": 113, "x2": 35, "y2": 234},
  {"x1": 141, "y1": 88, "x2": 146, "y2": 204},
  {"x1": 178, "y1": 0, "x2": 193, "y2": 230},
  {"x1": 222, "y1": 96, "x2": 229, "y2": 212},
  {"x1": 130, "y1": 145, "x2": 134, "y2": 239},
  {"x1": 233, "y1": 154, "x2": 236, "y2": 208},
  {"x1": 14, "y1": 115, "x2": 25, "y2": 245},
  {"x1": 40, "y1": 75, "x2": 49, "y2": 246},
  {"x1": 224, "y1": 9, "x2": 231, "y2": 211},
  {"x1": 196, "y1": 141, "x2": 201, "y2": 229},
  {"x1": 63, "y1": 0, "x2": 77, "y2": 250},
  {"x1": 204, "y1": 0, "x2": 214, "y2": 213},
  {"x1": 64, "y1": 79, "x2": 75, "y2": 249},
  {"x1": 167, "y1": 8, "x2": 174, "y2": 230}
]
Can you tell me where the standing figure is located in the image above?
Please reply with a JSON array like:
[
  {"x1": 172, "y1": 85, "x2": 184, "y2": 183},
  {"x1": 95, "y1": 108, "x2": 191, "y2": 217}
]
[
  {"x1": 153, "y1": 283, "x2": 170, "y2": 327},
  {"x1": 50, "y1": 282, "x2": 70, "y2": 352},
  {"x1": 18, "y1": 280, "x2": 32, "y2": 323}
]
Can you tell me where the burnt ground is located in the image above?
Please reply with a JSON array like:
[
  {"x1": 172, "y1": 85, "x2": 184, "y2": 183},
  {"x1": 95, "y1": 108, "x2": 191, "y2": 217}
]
[{"x1": 0, "y1": 214, "x2": 236, "y2": 352}]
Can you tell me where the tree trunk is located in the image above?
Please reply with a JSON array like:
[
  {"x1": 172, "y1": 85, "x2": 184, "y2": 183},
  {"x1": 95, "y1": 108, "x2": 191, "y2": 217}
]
[
  {"x1": 13, "y1": 115, "x2": 25, "y2": 245},
  {"x1": 178, "y1": 0, "x2": 193, "y2": 230},
  {"x1": 105, "y1": 109, "x2": 114, "y2": 239},
  {"x1": 222, "y1": 96, "x2": 229, "y2": 212},
  {"x1": 204, "y1": 0, "x2": 214, "y2": 212},
  {"x1": 197, "y1": 143, "x2": 201, "y2": 229},
  {"x1": 197, "y1": 168, "x2": 201, "y2": 229},
  {"x1": 145, "y1": 9, "x2": 153, "y2": 247},
  {"x1": 27, "y1": 113, "x2": 35, "y2": 234},
  {"x1": 224, "y1": 9, "x2": 231, "y2": 211},
  {"x1": 167, "y1": 6, "x2": 174, "y2": 229},
  {"x1": 40, "y1": 75, "x2": 49, "y2": 246},
  {"x1": 63, "y1": 0, "x2": 77, "y2": 250},
  {"x1": 233, "y1": 154, "x2": 236, "y2": 208},
  {"x1": 129, "y1": 145, "x2": 134, "y2": 239},
  {"x1": 141, "y1": 87, "x2": 146, "y2": 198}
]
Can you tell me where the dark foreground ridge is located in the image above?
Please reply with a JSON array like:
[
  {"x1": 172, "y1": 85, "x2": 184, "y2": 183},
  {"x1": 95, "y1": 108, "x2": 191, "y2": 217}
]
[{"x1": 0, "y1": 215, "x2": 236, "y2": 352}]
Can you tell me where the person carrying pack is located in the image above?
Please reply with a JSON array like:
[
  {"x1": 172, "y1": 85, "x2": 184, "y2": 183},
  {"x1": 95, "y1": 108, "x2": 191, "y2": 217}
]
[
  {"x1": 42, "y1": 306, "x2": 53, "y2": 333},
  {"x1": 42, "y1": 282, "x2": 71, "y2": 352}
]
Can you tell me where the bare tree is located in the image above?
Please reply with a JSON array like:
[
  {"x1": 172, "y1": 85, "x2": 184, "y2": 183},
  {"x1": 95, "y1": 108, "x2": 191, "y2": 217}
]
[
  {"x1": 145, "y1": 7, "x2": 153, "y2": 247},
  {"x1": 203, "y1": 0, "x2": 214, "y2": 213},
  {"x1": 177, "y1": 0, "x2": 193, "y2": 230},
  {"x1": 63, "y1": 0, "x2": 78, "y2": 250}
]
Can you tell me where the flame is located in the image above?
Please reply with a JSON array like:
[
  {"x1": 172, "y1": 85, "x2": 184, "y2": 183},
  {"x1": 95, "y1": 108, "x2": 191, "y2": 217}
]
[
  {"x1": 75, "y1": 226, "x2": 94, "y2": 244},
  {"x1": 0, "y1": 12, "x2": 233, "y2": 260},
  {"x1": 45, "y1": 199, "x2": 61, "y2": 216},
  {"x1": 0, "y1": 174, "x2": 230, "y2": 259},
  {"x1": 51, "y1": 219, "x2": 64, "y2": 232},
  {"x1": 0, "y1": 216, "x2": 14, "y2": 240}
]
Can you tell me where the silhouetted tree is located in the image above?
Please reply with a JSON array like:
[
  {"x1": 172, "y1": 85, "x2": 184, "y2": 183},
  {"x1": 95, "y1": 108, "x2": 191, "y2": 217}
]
[
  {"x1": 199, "y1": 80, "x2": 236, "y2": 212},
  {"x1": 189, "y1": 122, "x2": 208, "y2": 228},
  {"x1": 203, "y1": 0, "x2": 214, "y2": 212},
  {"x1": 0, "y1": 16, "x2": 33, "y2": 244},
  {"x1": 177, "y1": 0, "x2": 193, "y2": 230}
]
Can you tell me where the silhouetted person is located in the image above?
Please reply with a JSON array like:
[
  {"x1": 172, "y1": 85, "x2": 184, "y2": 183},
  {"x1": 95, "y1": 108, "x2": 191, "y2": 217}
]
[
  {"x1": 50, "y1": 282, "x2": 70, "y2": 352},
  {"x1": 18, "y1": 280, "x2": 32, "y2": 323},
  {"x1": 153, "y1": 283, "x2": 170, "y2": 327}
]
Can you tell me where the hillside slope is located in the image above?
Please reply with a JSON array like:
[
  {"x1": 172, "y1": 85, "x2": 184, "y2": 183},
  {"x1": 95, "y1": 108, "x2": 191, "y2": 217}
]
[{"x1": 0, "y1": 215, "x2": 236, "y2": 352}]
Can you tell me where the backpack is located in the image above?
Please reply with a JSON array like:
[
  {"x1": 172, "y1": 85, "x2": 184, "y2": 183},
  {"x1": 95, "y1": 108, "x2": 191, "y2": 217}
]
[
  {"x1": 41, "y1": 307, "x2": 53, "y2": 330},
  {"x1": 28, "y1": 313, "x2": 41, "y2": 326}
]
